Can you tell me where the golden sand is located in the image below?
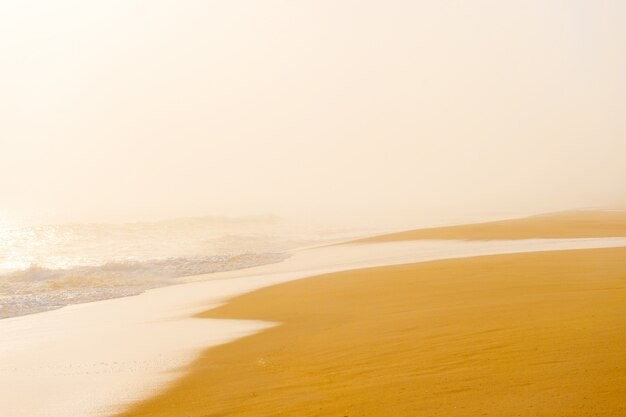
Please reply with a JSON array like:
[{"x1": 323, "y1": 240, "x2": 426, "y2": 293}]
[
  {"x1": 356, "y1": 210, "x2": 626, "y2": 242},
  {"x1": 118, "y1": 247, "x2": 626, "y2": 416}
]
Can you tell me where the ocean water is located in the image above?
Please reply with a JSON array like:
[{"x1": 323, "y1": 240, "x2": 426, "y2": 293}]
[{"x1": 0, "y1": 216, "x2": 369, "y2": 319}]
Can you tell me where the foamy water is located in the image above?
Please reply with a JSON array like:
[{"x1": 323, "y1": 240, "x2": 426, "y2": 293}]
[{"x1": 0, "y1": 216, "x2": 373, "y2": 319}]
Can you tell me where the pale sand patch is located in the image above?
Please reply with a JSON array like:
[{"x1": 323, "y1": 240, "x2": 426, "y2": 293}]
[
  {"x1": 2, "y1": 238, "x2": 625, "y2": 417},
  {"x1": 118, "y1": 247, "x2": 626, "y2": 417},
  {"x1": 355, "y1": 210, "x2": 626, "y2": 242}
]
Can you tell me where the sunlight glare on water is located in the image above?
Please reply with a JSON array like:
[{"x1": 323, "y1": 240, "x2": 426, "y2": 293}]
[{"x1": 0, "y1": 215, "x2": 374, "y2": 319}]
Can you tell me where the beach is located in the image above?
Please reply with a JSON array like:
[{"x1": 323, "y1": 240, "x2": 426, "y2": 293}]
[
  {"x1": 119, "y1": 246, "x2": 626, "y2": 417},
  {"x1": 4, "y1": 1, "x2": 626, "y2": 415},
  {"x1": 4, "y1": 2, "x2": 625, "y2": 415},
  {"x1": 1, "y1": 212, "x2": 626, "y2": 416},
  {"x1": 357, "y1": 209, "x2": 626, "y2": 242}
]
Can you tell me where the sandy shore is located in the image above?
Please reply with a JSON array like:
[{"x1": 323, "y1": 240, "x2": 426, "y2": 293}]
[
  {"x1": 118, "y1": 247, "x2": 626, "y2": 417},
  {"x1": 2, "y1": 211, "x2": 626, "y2": 417},
  {"x1": 357, "y1": 209, "x2": 626, "y2": 242},
  {"x1": 2, "y1": 237, "x2": 625, "y2": 417}
]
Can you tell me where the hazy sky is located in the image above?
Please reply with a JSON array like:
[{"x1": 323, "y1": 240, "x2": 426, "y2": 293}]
[{"x1": 1, "y1": 1, "x2": 625, "y2": 227}]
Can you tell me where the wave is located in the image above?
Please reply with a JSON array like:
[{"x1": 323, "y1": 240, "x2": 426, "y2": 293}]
[{"x1": 0, "y1": 252, "x2": 290, "y2": 319}]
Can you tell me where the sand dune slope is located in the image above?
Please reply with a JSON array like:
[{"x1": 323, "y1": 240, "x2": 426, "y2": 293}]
[{"x1": 357, "y1": 210, "x2": 626, "y2": 242}]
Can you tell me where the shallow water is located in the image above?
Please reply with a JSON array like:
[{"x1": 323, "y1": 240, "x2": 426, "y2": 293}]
[{"x1": 0, "y1": 216, "x2": 371, "y2": 319}]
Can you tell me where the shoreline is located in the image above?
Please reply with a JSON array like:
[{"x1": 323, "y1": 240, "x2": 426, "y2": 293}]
[
  {"x1": 2, "y1": 237, "x2": 626, "y2": 417},
  {"x1": 119, "y1": 246, "x2": 626, "y2": 416},
  {"x1": 3, "y1": 209, "x2": 623, "y2": 321},
  {"x1": 1, "y1": 210, "x2": 626, "y2": 416}
]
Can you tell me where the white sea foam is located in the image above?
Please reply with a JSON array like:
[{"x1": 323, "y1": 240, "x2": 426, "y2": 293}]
[
  {"x1": 0, "y1": 253, "x2": 289, "y2": 319},
  {"x1": 0, "y1": 216, "x2": 376, "y2": 319}
]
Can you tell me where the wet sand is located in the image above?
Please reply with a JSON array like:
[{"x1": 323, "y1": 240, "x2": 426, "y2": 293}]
[{"x1": 118, "y1": 246, "x2": 626, "y2": 417}]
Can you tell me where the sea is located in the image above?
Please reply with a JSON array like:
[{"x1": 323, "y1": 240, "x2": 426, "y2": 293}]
[{"x1": 0, "y1": 215, "x2": 373, "y2": 319}]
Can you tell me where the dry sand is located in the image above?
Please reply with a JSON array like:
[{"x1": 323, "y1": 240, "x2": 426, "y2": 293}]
[
  {"x1": 118, "y1": 246, "x2": 626, "y2": 417},
  {"x1": 356, "y1": 210, "x2": 626, "y2": 242}
]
